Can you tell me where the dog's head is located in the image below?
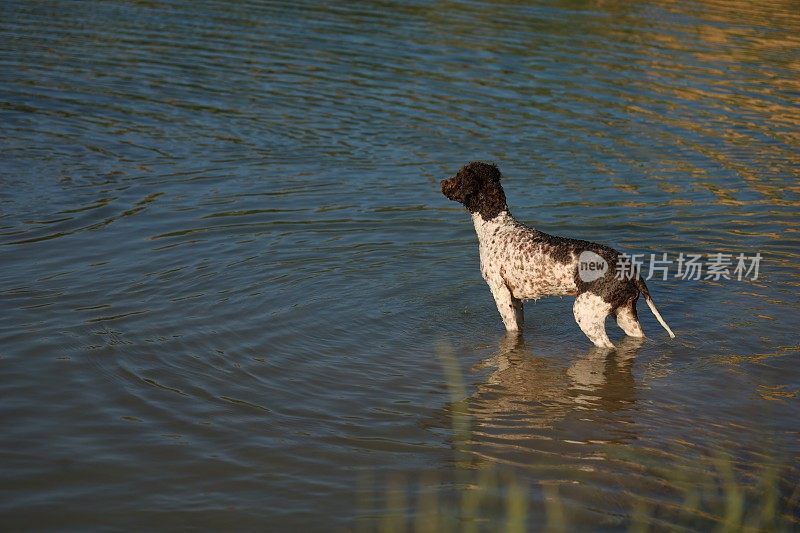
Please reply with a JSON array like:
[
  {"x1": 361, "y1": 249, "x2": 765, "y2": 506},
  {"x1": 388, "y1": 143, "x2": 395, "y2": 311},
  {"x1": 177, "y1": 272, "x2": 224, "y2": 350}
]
[{"x1": 441, "y1": 161, "x2": 508, "y2": 220}]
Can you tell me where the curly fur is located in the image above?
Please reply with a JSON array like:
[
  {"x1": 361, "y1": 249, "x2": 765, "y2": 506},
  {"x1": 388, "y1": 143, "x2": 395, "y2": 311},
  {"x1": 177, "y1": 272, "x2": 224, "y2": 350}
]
[{"x1": 441, "y1": 161, "x2": 675, "y2": 348}]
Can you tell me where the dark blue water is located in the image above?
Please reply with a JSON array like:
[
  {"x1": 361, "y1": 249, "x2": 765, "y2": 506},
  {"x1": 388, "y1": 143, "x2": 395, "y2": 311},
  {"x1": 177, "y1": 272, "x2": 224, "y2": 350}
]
[{"x1": 1, "y1": 0, "x2": 798, "y2": 529}]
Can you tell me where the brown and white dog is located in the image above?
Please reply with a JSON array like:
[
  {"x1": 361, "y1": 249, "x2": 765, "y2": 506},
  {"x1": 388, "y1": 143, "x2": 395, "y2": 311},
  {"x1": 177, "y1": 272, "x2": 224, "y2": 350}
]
[{"x1": 441, "y1": 161, "x2": 675, "y2": 348}]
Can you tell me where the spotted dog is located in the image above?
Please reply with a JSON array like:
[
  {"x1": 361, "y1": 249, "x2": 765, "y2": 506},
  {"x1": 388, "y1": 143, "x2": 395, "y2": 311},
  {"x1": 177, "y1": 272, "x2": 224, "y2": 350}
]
[{"x1": 441, "y1": 161, "x2": 675, "y2": 348}]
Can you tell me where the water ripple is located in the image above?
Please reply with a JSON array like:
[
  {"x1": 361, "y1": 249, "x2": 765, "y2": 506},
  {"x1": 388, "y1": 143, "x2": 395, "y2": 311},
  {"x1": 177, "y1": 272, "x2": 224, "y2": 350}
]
[{"x1": 1, "y1": 0, "x2": 799, "y2": 529}]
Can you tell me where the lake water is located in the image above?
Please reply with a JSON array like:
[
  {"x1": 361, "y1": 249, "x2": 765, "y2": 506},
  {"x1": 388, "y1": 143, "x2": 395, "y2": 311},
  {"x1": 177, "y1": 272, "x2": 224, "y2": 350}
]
[{"x1": 1, "y1": 0, "x2": 798, "y2": 530}]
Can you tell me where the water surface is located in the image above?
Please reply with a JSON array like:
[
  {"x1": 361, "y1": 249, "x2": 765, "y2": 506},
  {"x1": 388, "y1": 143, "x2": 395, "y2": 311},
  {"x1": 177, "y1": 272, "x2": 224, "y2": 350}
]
[{"x1": 1, "y1": 0, "x2": 799, "y2": 529}]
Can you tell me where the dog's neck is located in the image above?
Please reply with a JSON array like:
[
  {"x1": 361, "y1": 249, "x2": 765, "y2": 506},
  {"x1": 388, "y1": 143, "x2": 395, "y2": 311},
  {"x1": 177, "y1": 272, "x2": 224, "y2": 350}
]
[{"x1": 472, "y1": 210, "x2": 516, "y2": 243}]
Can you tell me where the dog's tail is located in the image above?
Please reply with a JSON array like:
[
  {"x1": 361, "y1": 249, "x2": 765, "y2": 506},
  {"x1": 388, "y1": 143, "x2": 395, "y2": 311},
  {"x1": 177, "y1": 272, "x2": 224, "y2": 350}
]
[{"x1": 635, "y1": 277, "x2": 675, "y2": 338}]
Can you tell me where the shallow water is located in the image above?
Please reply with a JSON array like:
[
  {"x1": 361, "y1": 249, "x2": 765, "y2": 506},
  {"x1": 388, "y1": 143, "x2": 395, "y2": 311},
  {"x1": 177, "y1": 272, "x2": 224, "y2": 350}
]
[{"x1": 1, "y1": 0, "x2": 799, "y2": 529}]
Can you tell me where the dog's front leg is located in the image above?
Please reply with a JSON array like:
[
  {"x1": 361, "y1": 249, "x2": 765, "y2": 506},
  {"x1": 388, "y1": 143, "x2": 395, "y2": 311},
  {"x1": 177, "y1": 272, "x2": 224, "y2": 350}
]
[{"x1": 487, "y1": 280, "x2": 524, "y2": 332}]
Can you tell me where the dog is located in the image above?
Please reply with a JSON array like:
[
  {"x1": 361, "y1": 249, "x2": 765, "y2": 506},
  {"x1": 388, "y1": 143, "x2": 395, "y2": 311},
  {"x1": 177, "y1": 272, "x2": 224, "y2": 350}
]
[{"x1": 440, "y1": 161, "x2": 675, "y2": 348}]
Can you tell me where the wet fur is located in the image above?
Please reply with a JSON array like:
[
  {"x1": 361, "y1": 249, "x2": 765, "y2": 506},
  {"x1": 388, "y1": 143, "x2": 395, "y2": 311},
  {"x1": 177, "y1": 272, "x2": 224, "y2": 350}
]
[{"x1": 441, "y1": 161, "x2": 673, "y2": 348}]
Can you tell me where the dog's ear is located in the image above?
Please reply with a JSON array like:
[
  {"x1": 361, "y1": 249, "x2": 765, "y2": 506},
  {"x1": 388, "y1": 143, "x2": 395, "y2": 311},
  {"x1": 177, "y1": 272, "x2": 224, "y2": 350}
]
[
  {"x1": 481, "y1": 162, "x2": 501, "y2": 182},
  {"x1": 467, "y1": 161, "x2": 502, "y2": 183},
  {"x1": 489, "y1": 163, "x2": 502, "y2": 181}
]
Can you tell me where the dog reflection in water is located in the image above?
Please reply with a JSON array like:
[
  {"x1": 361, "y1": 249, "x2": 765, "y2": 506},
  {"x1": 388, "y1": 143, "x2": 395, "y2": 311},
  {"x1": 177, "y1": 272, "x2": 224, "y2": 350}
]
[{"x1": 468, "y1": 333, "x2": 644, "y2": 430}]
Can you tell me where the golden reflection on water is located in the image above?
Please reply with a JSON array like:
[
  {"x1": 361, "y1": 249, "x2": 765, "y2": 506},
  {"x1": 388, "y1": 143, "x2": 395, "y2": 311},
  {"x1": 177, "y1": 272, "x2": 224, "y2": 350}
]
[
  {"x1": 587, "y1": 0, "x2": 800, "y2": 205},
  {"x1": 660, "y1": 0, "x2": 799, "y2": 180}
]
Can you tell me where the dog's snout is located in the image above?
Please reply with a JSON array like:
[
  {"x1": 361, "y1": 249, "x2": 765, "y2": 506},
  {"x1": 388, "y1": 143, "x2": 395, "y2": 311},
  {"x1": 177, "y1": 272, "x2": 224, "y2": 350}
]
[{"x1": 440, "y1": 177, "x2": 455, "y2": 196}]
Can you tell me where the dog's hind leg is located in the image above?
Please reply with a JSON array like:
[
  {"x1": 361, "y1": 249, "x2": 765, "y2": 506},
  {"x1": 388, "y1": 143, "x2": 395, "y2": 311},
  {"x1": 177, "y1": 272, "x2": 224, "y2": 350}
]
[
  {"x1": 615, "y1": 297, "x2": 644, "y2": 338},
  {"x1": 573, "y1": 292, "x2": 614, "y2": 349}
]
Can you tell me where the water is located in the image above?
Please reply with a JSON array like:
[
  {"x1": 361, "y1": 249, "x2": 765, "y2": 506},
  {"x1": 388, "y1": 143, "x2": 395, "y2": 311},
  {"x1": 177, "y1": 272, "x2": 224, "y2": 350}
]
[{"x1": 1, "y1": 0, "x2": 798, "y2": 529}]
